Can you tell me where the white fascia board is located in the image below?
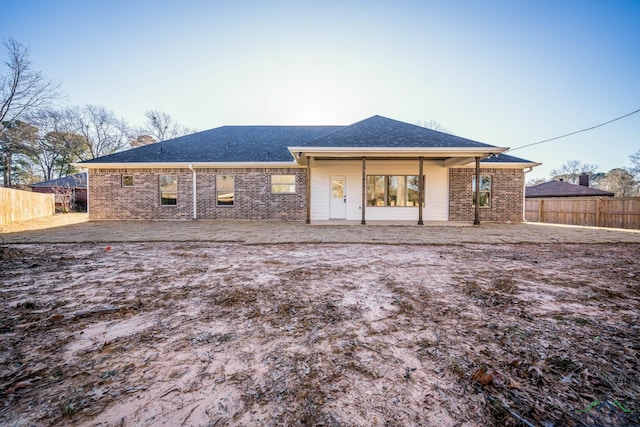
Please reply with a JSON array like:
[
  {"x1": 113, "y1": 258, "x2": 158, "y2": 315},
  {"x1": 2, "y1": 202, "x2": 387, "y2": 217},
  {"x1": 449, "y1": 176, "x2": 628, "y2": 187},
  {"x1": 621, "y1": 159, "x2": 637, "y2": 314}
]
[
  {"x1": 454, "y1": 161, "x2": 543, "y2": 169},
  {"x1": 288, "y1": 146, "x2": 509, "y2": 157},
  {"x1": 73, "y1": 161, "x2": 303, "y2": 169}
]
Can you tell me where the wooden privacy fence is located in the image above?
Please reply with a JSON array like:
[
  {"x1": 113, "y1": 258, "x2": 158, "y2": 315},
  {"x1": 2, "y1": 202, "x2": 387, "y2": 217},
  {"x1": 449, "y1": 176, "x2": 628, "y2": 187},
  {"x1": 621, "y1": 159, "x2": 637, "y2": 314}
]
[
  {"x1": 0, "y1": 187, "x2": 55, "y2": 226},
  {"x1": 525, "y1": 197, "x2": 640, "y2": 229}
]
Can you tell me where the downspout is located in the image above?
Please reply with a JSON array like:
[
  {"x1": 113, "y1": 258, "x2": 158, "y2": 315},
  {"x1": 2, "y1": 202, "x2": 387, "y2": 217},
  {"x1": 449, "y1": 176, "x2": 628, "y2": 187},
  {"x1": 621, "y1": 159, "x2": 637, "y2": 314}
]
[
  {"x1": 361, "y1": 157, "x2": 366, "y2": 225},
  {"x1": 473, "y1": 157, "x2": 480, "y2": 225},
  {"x1": 522, "y1": 166, "x2": 534, "y2": 222},
  {"x1": 189, "y1": 164, "x2": 197, "y2": 220},
  {"x1": 84, "y1": 168, "x2": 89, "y2": 218},
  {"x1": 418, "y1": 157, "x2": 424, "y2": 225},
  {"x1": 306, "y1": 159, "x2": 311, "y2": 224}
]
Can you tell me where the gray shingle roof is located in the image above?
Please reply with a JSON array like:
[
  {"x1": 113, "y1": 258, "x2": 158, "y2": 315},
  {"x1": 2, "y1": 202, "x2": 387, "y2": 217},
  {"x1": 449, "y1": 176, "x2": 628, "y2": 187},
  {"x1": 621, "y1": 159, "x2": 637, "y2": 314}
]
[
  {"x1": 525, "y1": 180, "x2": 614, "y2": 198},
  {"x1": 298, "y1": 115, "x2": 496, "y2": 148},
  {"x1": 79, "y1": 115, "x2": 537, "y2": 165},
  {"x1": 30, "y1": 173, "x2": 87, "y2": 189},
  {"x1": 81, "y1": 126, "x2": 345, "y2": 164},
  {"x1": 482, "y1": 153, "x2": 537, "y2": 164}
]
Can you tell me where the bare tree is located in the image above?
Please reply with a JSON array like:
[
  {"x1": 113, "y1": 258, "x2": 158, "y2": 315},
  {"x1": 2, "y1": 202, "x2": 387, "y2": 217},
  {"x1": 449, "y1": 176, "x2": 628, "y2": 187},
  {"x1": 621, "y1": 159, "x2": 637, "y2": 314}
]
[
  {"x1": 600, "y1": 168, "x2": 638, "y2": 197},
  {"x1": 527, "y1": 177, "x2": 546, "y2": 186},
  {"x1": 0, "y1": 38, "x2": 61, "y2": 186},
  {"x1": 588, "y1": 172, "x2": 606, "y2": 189},
  {"x1": 136, "y1": 110, "x2": 194, "y2": 145},
  {"x1": 130, "y1": 134, "x2": 156, "y2": 148},
  {"x1": 629, "y1": 149, "x2": 640, "y2": 179},
  {"x1": 24, "y1": 108, "x2": 88, "y2": 180},
  {"x1": 550, "y1": 160, "x2": 599, "y2": 184},
  {"x1": 69, "y1": 105, "x2": 130, "y2": 159},
  {"x1": 416, "y1": 119, "x2": 448, "y2": 132},
  {"x1": 51, "y1": 183, "x2": 74, "y2": 213}
]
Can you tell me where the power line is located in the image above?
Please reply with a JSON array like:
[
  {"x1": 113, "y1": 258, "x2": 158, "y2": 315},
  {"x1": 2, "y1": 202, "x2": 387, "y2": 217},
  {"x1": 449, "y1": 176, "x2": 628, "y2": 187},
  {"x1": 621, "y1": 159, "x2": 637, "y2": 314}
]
[{"x1": 507, "y1": 107, "x2": 640, "y2": 153}]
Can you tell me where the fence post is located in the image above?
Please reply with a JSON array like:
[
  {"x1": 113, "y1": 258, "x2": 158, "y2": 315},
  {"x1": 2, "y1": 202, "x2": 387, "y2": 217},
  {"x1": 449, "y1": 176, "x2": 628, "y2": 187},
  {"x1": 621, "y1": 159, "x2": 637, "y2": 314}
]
[
  {"x1": 596, "y1": 198, "x2": 601, "y2": 227},
  {"x1": 538, "y1": 199, "x2": 544, "y2": 223}
]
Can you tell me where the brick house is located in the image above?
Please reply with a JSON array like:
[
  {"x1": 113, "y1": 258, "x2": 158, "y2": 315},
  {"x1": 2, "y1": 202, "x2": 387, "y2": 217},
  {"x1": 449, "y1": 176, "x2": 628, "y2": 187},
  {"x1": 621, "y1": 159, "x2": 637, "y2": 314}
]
[
  {"x1": 525, "y1": 175, "x2": 614, "y2": 198},
  {"x1": 29, "y1": 172, "x2": 87, "y2": 211},
  {"x1": 77, "y1": 115, "x2": 539, "y2": 223}
]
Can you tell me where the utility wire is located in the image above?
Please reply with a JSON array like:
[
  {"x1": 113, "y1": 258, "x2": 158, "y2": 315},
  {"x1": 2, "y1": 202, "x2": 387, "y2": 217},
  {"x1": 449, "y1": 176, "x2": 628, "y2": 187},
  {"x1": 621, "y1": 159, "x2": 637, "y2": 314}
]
[{"x1": 507, "y1": 108, "x2": 640, "y2": 153}]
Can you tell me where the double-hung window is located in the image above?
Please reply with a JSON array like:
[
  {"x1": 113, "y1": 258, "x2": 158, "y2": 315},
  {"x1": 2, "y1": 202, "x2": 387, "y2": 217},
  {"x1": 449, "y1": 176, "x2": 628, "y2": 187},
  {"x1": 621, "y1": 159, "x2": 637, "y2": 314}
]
[{"x1": 472, "y1": 176, "x2": 491, "y2": 207}]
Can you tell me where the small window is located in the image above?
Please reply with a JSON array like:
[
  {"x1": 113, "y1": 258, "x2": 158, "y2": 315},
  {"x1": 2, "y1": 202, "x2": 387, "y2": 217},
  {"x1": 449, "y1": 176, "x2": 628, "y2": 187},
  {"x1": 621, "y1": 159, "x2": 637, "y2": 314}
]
[
  {"x1": 217, "y1": 175, "x2": 234, "y2": 206},
  {"x1": 271, "y1": 175, "x2": 296, "y2": 193},
  {"x1": 160, "y1": 175, "x2": 177, "y2": 205},
  {"x1": 122, "y1": 175, "x2": 134, "y2": 187},
  {"x1": 472, "y1": 176, "x2": 491, "y2": 207}
]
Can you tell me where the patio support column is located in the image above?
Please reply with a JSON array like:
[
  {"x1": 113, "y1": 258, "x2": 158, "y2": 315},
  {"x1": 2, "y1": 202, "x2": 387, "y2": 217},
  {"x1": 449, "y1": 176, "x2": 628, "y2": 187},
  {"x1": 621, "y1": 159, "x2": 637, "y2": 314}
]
[
  {"x1": 306, "y1": 158, "x2": 311, "y2": 224},
  {"x1": 361, "y1": 157, "x2": 367, "y2": 225},
  {"x1": 418, "y1": 156, "x2": 424, "y2": 225},
  {"x1": 474, "y1": 156, "x2": 481, "y2": 225}
]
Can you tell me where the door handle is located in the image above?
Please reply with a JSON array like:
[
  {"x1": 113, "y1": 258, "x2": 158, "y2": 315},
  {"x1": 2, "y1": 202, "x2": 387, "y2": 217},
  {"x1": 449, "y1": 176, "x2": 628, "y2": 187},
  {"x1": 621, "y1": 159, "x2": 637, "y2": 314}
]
[{"x1": 343, "y1": 196, "x2": 346, "y2": 203}]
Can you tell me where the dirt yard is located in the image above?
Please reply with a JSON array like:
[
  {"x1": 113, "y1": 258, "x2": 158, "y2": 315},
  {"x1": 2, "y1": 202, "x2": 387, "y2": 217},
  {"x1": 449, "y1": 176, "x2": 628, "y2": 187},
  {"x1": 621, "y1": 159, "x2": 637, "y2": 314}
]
[{"x1": 1, "y1": 216, "x2": 639, "y2": 426}]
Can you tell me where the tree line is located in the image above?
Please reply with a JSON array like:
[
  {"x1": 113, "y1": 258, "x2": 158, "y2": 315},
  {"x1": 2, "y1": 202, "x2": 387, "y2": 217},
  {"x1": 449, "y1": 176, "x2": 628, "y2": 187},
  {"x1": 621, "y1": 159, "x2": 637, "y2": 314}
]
[
  {"x1": 3, "y1": 37, "x2": 639, "y2": 197},
  {"x1": 0, "y1": 38, "x2": 193, "y2": 188}
]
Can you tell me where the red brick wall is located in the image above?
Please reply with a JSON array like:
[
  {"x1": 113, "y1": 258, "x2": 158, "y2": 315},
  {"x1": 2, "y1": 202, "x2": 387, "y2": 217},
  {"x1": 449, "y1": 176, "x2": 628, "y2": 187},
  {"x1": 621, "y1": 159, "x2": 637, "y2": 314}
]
[
  {"x1": 449, "y1": 168, "x2": 524, "y2": 222},
  {"x1": 89, "y1": 166, "x2": 525, "y2": 222},
  {"x1": 88, "y1": 168, "x2": 307, "y2": 221}
]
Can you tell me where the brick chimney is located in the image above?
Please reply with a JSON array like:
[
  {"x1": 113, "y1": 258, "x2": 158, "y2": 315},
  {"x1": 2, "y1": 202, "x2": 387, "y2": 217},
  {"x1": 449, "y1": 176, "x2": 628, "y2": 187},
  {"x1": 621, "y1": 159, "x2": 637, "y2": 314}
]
[{"x1": 579, "y1": 172, "x2": 589, "y2": 187}]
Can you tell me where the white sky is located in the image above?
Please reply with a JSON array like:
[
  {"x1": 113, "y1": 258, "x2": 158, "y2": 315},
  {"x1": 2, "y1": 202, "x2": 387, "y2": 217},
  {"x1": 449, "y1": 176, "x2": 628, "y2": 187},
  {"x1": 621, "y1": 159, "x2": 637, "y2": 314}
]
[{"x1": 2, "y1": 0, "x2": 639, "y2": 180}]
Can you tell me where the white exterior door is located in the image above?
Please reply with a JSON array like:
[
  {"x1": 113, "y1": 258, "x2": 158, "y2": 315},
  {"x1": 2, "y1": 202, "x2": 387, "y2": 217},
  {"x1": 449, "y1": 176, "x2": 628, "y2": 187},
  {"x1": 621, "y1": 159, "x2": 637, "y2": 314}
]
[{"x1": 329, "y1": 176, "x2": 346, "y2": 219}]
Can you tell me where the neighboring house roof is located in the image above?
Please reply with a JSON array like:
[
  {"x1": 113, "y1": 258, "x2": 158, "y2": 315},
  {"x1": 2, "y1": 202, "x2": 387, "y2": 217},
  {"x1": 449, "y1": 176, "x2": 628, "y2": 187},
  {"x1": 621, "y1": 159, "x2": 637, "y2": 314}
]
[
  {"x1": 525, "y1": 180, "x2": 614, "y2": 198},
  {"x1": 77, "y1": 115, "x2": 538, "y2": 166},
  {"x1": 30, "y1": 173, "x2": 87, "y2": 189}
]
